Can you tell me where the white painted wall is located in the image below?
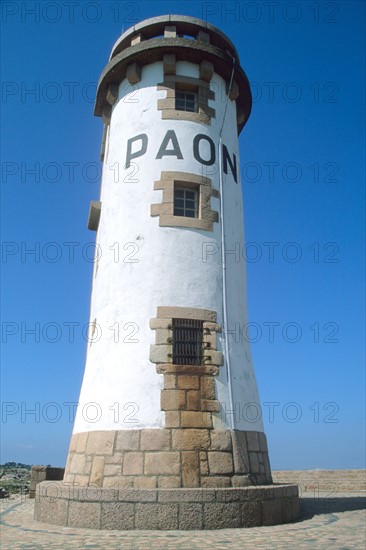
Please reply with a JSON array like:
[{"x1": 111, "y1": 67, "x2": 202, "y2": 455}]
[{"x1": 73, "y1": 60, "x2": 264, "y2": 433}]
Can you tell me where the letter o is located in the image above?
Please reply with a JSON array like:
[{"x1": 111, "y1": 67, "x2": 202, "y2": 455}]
[
  {"x1": 242, "y1": 162, "x2": 262, "y2": 182},
  {"x1": 282, "y1": 322, "x2": 302, "y2": 342},
  {"x1": 282, "y1": 242, "x2": 302, "y2": 263},
  {"x1": 243, "y1": 322, "x2": 262, "y2": 343},
  {"x1": 282, "y1": 402, "x2": 302, "y2": 422},
  {"x1": 41, "y1": 2, "x2": 62, "y2": 22},
  {"x1": 193, "y1": 134, "x2": 216, "y2": 165},
  {"x1": 81, "y1": 2, "x2": 102, "y2": 22},
  {"x1": 242, "y1": 402, "x2": 262, "y2": 422},
  {"x1": 82, "y1": 402, "x2": 102, "y2": 423},
  {"x1": 42, "y1": 242, "x2": 62, "y2": 263},
  {"x1": 282, "y1": 2, "x2": 302, "y2": 22},
  {"x1": 42, "y1": 402, "x2": 62, "y2": 423},
  {"x1": 242, "y1": 2, "x2": 262, "y2": 22},
  {"x1": 282, "y1": 82, "x2": 302, "y2": 103},
  {"x1": 243, "y1": 242, "x2": 262, "y2": 263},
  {"x1": 42, "y1": 322, "x2": 62, "y2": 342}
]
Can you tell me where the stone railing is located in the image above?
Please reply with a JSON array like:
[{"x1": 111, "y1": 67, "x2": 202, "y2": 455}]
[
  {"x1": 29, "y1": 466, "x2": 65, "y2": 499},
  {"x1": 272, "y1": 469, "x2": 366, "y2": 494}
]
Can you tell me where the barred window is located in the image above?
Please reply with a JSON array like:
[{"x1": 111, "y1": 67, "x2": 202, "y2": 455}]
[
  {"x1": 175, "y1": 90, "x2": 197, "y2": 112},
  {"x1": 172, "y1": 319, "x2": 204, "y2": 365},
  {"x1": 174, "y1": 187, "x2": 198, "y2": 218}
]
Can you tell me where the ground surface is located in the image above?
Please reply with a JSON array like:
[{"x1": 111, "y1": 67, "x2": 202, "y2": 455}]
[{"x1": 0, "y1": 492, "x2": 365, "y2": 549}]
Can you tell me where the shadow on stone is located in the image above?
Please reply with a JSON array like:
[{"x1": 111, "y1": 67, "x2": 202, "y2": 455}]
[{"x1": 300, "y1": 496, "x2": 366, "y2": 520}]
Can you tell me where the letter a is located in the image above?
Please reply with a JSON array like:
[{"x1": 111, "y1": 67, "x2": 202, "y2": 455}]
[{"x1": 155, "y1": 130, "x2": 183, "y2": 160}]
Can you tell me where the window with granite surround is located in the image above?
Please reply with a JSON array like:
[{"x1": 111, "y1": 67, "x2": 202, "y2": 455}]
[
  {"x1": 157, "y1": 75, "x2": 215, "y2": 125},
  {"x1": 151, "y1": 171, "x2": 219, "y2": 231},
  {"x1": 149, "y1": 307, "x2": 223, "y2": 421}
]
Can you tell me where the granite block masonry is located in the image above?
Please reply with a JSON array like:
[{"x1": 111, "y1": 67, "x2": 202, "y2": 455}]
[
  {"x1": 34, "y1": 14, "x2": 299, "y2": 529},
  {"x1": 29, "y1": 466, "x2": 64, "y2": 498}
]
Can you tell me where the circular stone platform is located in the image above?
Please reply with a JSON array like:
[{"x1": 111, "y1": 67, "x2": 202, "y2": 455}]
[{"x1": 34, "y1": 481, "x2": 300, "y2": 530}]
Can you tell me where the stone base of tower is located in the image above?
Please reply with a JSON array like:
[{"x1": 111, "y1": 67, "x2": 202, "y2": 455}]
[
  {"x1": 62, "y1": 429, "x2": 272, "y2": 489},
  {"x1": 34, "y1": 482, "x2": 300, "y2": 529},
  {"x1": 34, "y1": 427, "x2": 300, "y2": 529}
]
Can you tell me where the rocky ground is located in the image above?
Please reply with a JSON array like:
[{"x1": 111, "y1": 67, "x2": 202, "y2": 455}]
[{"x1": 0, "y1": 463, "x2": 31, "y2": 496}]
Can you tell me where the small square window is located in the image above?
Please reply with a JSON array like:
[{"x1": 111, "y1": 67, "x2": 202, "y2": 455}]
[
  {"x1": 174, "y1": 187, "x2": 198, "y2": 218},
  {"x1": 151, "y1": 171, "x2": 218, "y2": 231},
  {"x1": 175, "y1": 90, "x2": 197, "y2": 113},
  {"x1": 172, "y1": 318, "x2": 204, "y2": 365}
]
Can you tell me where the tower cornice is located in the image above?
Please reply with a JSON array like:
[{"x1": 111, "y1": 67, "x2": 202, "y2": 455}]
[{"x1": 94, "y1": 15, "x2": 252, "y2": 133}]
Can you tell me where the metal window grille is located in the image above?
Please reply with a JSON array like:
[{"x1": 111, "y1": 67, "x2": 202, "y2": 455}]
[
  {"x1": 175, "y1": 90, "x2": 197, "y2": 112},
  {"x1": 174, "y1": 187, "x2": 198, "y2": 218},
  {"x1": 172, "y1": 318, "x2": 204, "y2": 365}
]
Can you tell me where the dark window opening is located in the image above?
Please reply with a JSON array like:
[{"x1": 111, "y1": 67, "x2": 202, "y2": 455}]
[
  {"x1": 175, "y1": 90, "x2": 197, "y2": 112},
  {"x1": 174, "y1": 187, "x2": 198, "y2": 218},
  {"x1": 176, "y1": 33, "x2": 196, "y2": 40},
  {"x1": 172, "y1": 319, "x2": 204, "y2": 365}
]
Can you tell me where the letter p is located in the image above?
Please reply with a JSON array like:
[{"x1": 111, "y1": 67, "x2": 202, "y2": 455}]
[
  {"x1": 1, "y1": 2, "x2": 19, "y2": 23},
  {"x1": 2, "y1": 242, "x2": 19, "y2": 262},
  {"x1": 202, "y1": 242, "x2": 219, "y2": 263},
  {"x1": 202, "y1": 2, "x2": 219, "y2": 21},
  {"x1": 125, "y1": 134, "x2": 147, "y2": 169},
  {"x1": 2, "y1": 322, "x2": 19, "y2": 342},
  {"x1": 2, "y1": 402, "x2": 19, "y2": 422},
  {"x1": 1, "y1": 82, "x2": 19, "y2": 101}
]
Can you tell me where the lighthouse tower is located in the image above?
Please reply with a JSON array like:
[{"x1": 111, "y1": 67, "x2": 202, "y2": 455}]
[{"x1": 35, "y1": 15, "x2": 299, "y2": 529}]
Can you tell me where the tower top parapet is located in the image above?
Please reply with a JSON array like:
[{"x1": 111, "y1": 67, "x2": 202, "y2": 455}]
[{"x1": 94, "y1": 14, "x2": 252, "y2": 133}]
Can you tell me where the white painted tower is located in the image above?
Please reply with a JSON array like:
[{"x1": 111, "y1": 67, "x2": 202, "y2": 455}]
[
  {"x1": 63, "y1": 14, "x2": 272, "y2": 491},
  {"x1": 35, "y1": 15, "x2": 300, "y2": 530}
]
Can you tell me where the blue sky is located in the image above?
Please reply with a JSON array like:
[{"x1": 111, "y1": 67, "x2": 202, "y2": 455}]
[{"x1": 1, "y1": 1, "x2": 365, "y2": 470}]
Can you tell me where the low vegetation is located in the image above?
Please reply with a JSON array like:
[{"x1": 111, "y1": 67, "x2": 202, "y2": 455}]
[{"x1": 0, "y1": 462, "x2": 32, "y2": 496}]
